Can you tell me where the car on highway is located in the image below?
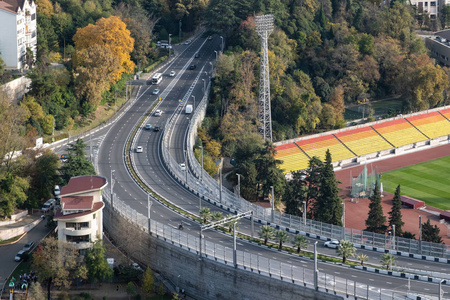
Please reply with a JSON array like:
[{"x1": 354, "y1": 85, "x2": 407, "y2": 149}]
[
  {"x1": 154, "y1": 126, "x2": 160, "y2": 132},
  {"x1": 154, "y1": 110, "x2": 162, "y2": 116},
  {"x1": 324, "y1": 240, "x2": 340, "y2": 249},
  {"x1": 152, "y1": 88, "x2": 160, "y2": 95},
  {"x1": 208, "y1": 35, "x2": 213, "y2": 40},
  {"x1": 180, "y1": 163, "x2": 186, "y2": 171},
  {"x1": 195, "y1": 53, "x2": 200, "y2": 58},
  {"x1": 189, "y1": 65, "x2": 196, "y2": 70},
  {"x1": 169, "y1": 71, "x2": 176, "y2": 77},
  {"x1": 136, "y1": 146, "x2": 143, "y2": 153},
  {"x1": 145, "y1": 124, "x2": 152, "y2": 130},
  {"x1": 15, "y1": 250, "x2": 28, "y2": 262},
  {"x1": 184, "y1": 40, "x2": 191, "y2": 45},
  {"x1": 23, "y1": 241, "x2": 35, "y2": 252}
]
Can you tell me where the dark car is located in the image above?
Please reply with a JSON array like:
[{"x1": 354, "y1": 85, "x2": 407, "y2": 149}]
[
  {"x1": 189, "y1": 65, "x2": 196, "y2": 70},
  {"x1": 23, "y1": 241, "x2": 35, "y2": 252},
  {"x1": 195, "y1": 53, "x2": 200, "y2": 58},
  {"x1": 154, "y1": 126, "x2": 160, "y2": 132}
]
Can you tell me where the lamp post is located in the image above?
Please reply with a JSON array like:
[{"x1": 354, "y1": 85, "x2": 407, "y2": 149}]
[
  {"x1": 220, "y1": 35, "x2": 224, "y2": 52},
  {"x1": 214, "y1": 50, "x2": 218, "y2": 60},
  {"x1": 270, "y1": 185, "x2": 275, "y2": 223},
  {"x1": 110, "y1": 169, "x2": 115, "y2": 212},
  {"x1": 197, "y1": 181, "x2": 202, "y2": 211},
  {"x1": 192, "y1": 95, "x2": 195, "y2": 109},
  {"x1": 314, "y1": 241, "x2": 318, "y2": 291},
  {"x1": 392, "y1": 224, "x2": 396, "y2": 250},
  {"x1": 202, "y1": 78, "x2": 205, "y2": 94},
  {"x1": 236, "y1": 173, "x2": 241, "y2": 198},
  {"x1": 184, "y1": 150, "x2": 188, "y2": 184},
  {"x1": 199, "y1": 145, "x2": 204, "y2": 183},
  {"x1": 342, "y1": 202, "x2": 345, "y2": 227},
  {"x1": 233, "y1": 222, "x2": 237, "y2": 268},
  {"x1": 147, "y1": 194, "x2": 153, "y2": 234},
  {"x1": 168, "y1": 34, "x2": 172, "y2": 56}
]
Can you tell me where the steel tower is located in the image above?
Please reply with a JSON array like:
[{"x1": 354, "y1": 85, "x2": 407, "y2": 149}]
[{"x1": 255, "y1": 14, "x2": 274, "y2": 142}]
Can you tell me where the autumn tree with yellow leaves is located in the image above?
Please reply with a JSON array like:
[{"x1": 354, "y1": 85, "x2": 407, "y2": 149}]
[{"x1": 73, "y1": 16, "x2": 134, "y2": 110}]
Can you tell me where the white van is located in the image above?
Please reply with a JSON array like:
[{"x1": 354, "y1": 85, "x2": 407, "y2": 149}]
[
  {"x1": 42, "y1": 199, "x2": 56, "y2": 213},
  {"x1": 54, "y1": 185, "x2": 60, "y2": 196}
]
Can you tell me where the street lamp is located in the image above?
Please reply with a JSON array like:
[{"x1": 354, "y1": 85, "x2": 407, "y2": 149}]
[
  {"x1": 220, "y1": 35, "x2": 224, "y2": 52},
  {"x1": 303, "y1": 201, "x2": 307, "y2": 226},
  {"x1": 392, "y1": 224, "x2": 396, "y2": 250},
  {"x1": 270, "y1": 185, "x2": 275, "y2": 223},
  {"x1": 236, "y1": 173, "x2": 241, "y2": 198},
  {"x1": 147, "y1": 194, "x2": 153, "y2": 234},
  {"x1": 197, "y1": 181, "x2": 202, "y2": 211},
  {"x1": 199, "y1": 145, "x2": 204, "y2": 183},
  {"x1": 214, "y1": 50, "x2": 218, "y2": 60},
  {"x1": 202, "y1": 78, "x2": 205, "y2": 94},
  {"x1": 192, "y1": 95, "x2": 195, "y2": 109},
  {"x1": 184, "y1": 149, "x2": 188, "y2": 184}
]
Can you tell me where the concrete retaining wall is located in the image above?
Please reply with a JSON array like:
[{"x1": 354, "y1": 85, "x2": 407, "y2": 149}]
[
  {"x1": 104, "y1": 207, "x2": 341, "y2": 300},
  {"x1": 1, "y1": 76, "x2": 31, "y2": 103},
  {"x1": 0, "y1": 218, "x2": 41, "y2": 240}
]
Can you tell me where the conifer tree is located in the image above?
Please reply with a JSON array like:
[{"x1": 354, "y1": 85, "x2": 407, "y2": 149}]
[
  {"x1": 365, "y1": 180, "x2": 387, "y2": 234},
  {"x1": 388, "y1": 185, "x2": 404, "y2": 236},
  {"x1": 313, "y1": 150, "x2": 343, "y2": 225},
  {"x1": 422, "y1": 219, "x2": 443, "y2": 243}
]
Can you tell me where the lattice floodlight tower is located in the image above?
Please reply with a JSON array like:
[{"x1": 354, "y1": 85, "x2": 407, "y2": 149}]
[{"x1": 255, "y1": 14, "x2": 274, "y2": 142}]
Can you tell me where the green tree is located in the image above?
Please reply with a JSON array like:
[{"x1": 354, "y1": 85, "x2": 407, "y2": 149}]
[
  {"x1": 292, "y1": 235, "x2": 308, "y2": 254},
  {"x1": 0, "y1": 172, "x2": 29, "y2": 216},
  {"x1": 142, "y1": 267, "x2": 155, "y2": 294},
  {"x1": 380, "y1": 253, "x2": 396, "y2": 270},
  {"x1": 274, "y1": 230, "x2": 289, "y2": 250},
  {"x1": 356, "y1": 253, "x2": 368, "y2": 266},
  {"x1": 85, "y1": 240, "x2": 113, "y2": 283},
  {"x1": 158, "y1": 282, "x2": 165, "y2": 297},
  {"x1": 422, "y1": 219, "x2": 443, "y2": 243},
  {"x1": 388, "y1": 185, "x2": 404, "y2": 236},
  {"x1": 313, "y1": 150, "x2": 343, "y2": 225},
  {"x1": 28, "y1": 282, "x2": 45, "y2": 300},
  {"x1": 365, "y1": 181, "x2": 387, "y2": 234},
  {"x1": 337, "y1": 240, "x2": 356, "y2": 264},
  {"x1": 199, "y1": 208, "x2": 211, "y2": 223},
  {"x1": 126, "y1": 282, "x2": 136, "y2": 299},
  {"x1": 60, "y1": 139, "x2": 96, "y2": 184},
  {"x1": 211, "y1": 211, "x2": 223, "y2": 222},
  {"x1": 259, "y1": 225, "x2": 274, "y2": 245},
  {"x1": 403, "y1": 231, "x2": 416, "y2": 239}
]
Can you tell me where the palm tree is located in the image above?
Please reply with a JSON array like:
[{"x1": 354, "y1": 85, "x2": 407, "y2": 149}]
[
  {"x1": 199, "y1": 208, "x2": 211, "y2": 223},
  {"x1": 292, "y1": 235, "x2": 308, "y2": 254},
  {"x1": 211, "y1": 211, "x2": 223, "y2": 222},
  {"x1": 336, "y1": 240, "x2": 356, "y2": 264},
  {"x1": 274, "y1": 230, "x2": 289, "y2": 250},
  {"x1": 356, "y1": 253, "x2": 368, "y2": 266},
  {"x1": 259, "y1": 225, "x2": 274, "y2": 245},
  {"x1": 380, "y1": 253, "x2": 396, "y2": 270}
]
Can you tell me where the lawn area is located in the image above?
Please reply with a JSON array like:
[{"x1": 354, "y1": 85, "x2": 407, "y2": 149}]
[{"x1": 382, "y1": 155, "x2": 450, "y2": 210}]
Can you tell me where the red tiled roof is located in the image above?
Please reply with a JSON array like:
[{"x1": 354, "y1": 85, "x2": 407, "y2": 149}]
[
  {"x1": 0, "y1": 0, "x2": 27, "y2": 14},
  {"x1": 54, "y1": 202, "x2": 104, "y2": 220},
  {"x1": 60, "y1": 175, "x2": 107, "y2": 196},
  {"x1": 61, "y1": 196, "x2": 93, "y2": 210}
]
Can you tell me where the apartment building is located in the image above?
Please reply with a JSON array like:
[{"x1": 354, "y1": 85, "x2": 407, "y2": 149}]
[
  {"x1": 425, "y1": 29, "x2": 450, "y2": 67},
  {"x1": 0, "y1": 0, "x2": 37, "y2": 70},
  {"x1": 54, "y1": 175, "x2": 108, "y2": 253}
]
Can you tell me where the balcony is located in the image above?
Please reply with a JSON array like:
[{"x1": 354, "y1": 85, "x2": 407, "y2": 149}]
[
  {"x1": 71, "y1": 241, "x2": 93, "y2": 250},
  {"x1": 63, "y1": 227, "x2": 93, "y2": 236}
]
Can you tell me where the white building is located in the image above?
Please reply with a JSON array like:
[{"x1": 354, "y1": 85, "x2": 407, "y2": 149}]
[
  {"x1": 0, "y1": 0, "x2": 37, "y2": 71},
  {"x1": 54, "y1": 175, "x2": 107, "y2": 253}
]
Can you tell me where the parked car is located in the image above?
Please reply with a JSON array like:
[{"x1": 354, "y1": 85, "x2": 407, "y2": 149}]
[
  {"x1": 184, "y1": 40, "x2": 191, "y2": 45},
  {"x1": 153, "y1": 126, "x2": 160, "y2": 132},
  {"x1": 189, "y1": 65, "x2": 196, "y2": 70},
  {"x1": 145, "y1": 124, "x2": 152, "y2": 130},
  {"x1": 180, "y1": 163, "x2": 186, "y2": 171},
  {"x1": 154, "y1": 110, "x2": 162, "y2": 116},
  {"x1": 23, "y1": 241, "x2": 35, "y2": 252},
  {"x1": 42, "y1": 199, "x2": 56, "y2": 213},
  {"x1": 136, "y1": 146, "x2": 143, "y2": 153},
  {"x1": 54, "y1": 185, "x2": 60, "y2": 196},
  {"x1": 152, "y1": 88, "x2": 160, "y2": 95},
  {"x1": 60, "y1": 154, "x2": 69, "y2": 162},
  {"x1": 324, "y1": 240, "x2": 340, "y2": 249},
  {"x1": 169, "y1": 71, "x2": 176, "y2": 77},
  {"x1": 15, "y1": 250, "x2": 28, "y2": 262}
]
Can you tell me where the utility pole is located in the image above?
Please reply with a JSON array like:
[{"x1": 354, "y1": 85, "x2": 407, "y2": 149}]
[
  {"x1": 303, "y1": 201, "x2": 307, "y2": 226},
  {"x1": 192, "y1": 95, "x2": 195, "y2": 109},
  {"x1": 270, "y1": 185, "x2": 275, "y2": 223},
  {"x1": 236, "y1": 173, "x2": 241, "y2": 198},
  {"x1": 255, "y1": 14, "x2": 274, "y2": 141},
  {"x1": 147, "y1": 194, "x2": 152, "y2": 234},
  {"x1": 314, "y1": 241, "x2": 318, "y2": 291}
]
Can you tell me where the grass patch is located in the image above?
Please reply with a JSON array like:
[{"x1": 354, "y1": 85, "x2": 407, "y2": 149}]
[
  {"x1": 382, "y1": 156, "x2": 450, "y2": 210},
  {"x1": 0, "y1": 233, "x2": 23, "y2": 245}
]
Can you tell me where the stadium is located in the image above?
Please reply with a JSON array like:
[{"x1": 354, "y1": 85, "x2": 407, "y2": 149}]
[{"x1": 274, "y1": 106, "x2": 450, "y2": 243}]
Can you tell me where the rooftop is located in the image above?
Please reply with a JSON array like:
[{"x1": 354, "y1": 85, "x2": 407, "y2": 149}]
[
  {"x1": 54, "y1": 202, "x2": 104, "y2": 220},
  {"x1": 61, "y1": 196, "x2": 94, "y2": 210},
  {"x1": 0, "y1": 0, "x2": 29, "y2": 14},
  {"x1": 60, "y1": 175, "x2": 107, "y2": 196}
]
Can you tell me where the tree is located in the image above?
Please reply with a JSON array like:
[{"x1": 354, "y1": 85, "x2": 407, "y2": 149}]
[
  {"x1": 28, "y1": 282, "x2": 45, "y2": 300},
  {"x1": 32, "y1": 237, "x2": 85, "y2": 300},
  {"x1": 365, "y1": 181, "x2": 387, "y2": 234},
  {"x1": 389, "y1": 185, "x2": 404, "y2": 236},
  {"x1": 142, "y1": 267, "x2": 155, "y2": 294},
  {"x1": 422, "y1": 219, "x2": 443, "y2": 243},
  {"x1": 211, "y1": 211, "x2": 223, "y2": 222},
  {"x1": 313, "y1": 150, "x2": 343, "y2": 225},
  {"x1": 0, "y1": 172, "x2": 29, "y2": 216},
  {"x1": 199, "y1": 208, "x2": 211, "y2": 223},
  {"x1": 274, "y1": 230, "x2": 289, "y2": 250},
  {"x1": 259, "y1": 225, "x2": 274, "y2": 245},
  {"x1": 85, "y1": 240, "x2": 113, "y2": 283},
  {"x1": 403, "y1": 231, "x2": 416, "y2": 239},
  {"x1": 60, "y1": 139, "x2": 96, "y2": 184},
  {"x1": 380, "y1": 253, "x2": 396, "y2": 270},
  {"x1": 356, "y1": 253, "x2": 368, "y2": 266},
  {"x1": 73, "y1": 16, "x2": 134, "y2": 84},
  {"x1": 337, "y1": 240, "x2": 356, "y2": 264},
  {"x1": 126, "y1": 282, "x2": 136, "y2": 299},
  {"x1": 292, "y1": 235, "x2": 308, "y2": 253}
]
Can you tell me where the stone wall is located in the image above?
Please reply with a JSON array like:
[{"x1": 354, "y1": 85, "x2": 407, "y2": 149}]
[{"x1": 1, "y1": 76, "x2": 31, "y2": 103}]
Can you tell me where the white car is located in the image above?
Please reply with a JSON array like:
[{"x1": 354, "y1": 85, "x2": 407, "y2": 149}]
[
  {"x1": 324, "y1": 240, "x2": 340, "y2": 249},
  {"x1": 184, "y1": 40, "x2": 191, "y2": 45},
  {"x1": 169, "y1": 71, "x2": 176, "y2": 77},
  {"x1": 136, "y1": 146, "x2": 143, "y2": 153},
  {"x1": 152, "y1": 88, "x2": 160, "y2": 95},
  {"x1": 180, "y1": 163, "x2": 186, "y2": 171},
  {"x1": 154, "y1": 110, "x2": 162, "y2": 116}
]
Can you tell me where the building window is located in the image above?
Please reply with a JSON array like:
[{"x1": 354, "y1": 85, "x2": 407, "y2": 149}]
[
  {"x1": 32, "y1": 31, "x2": 36, "y2": 38},
  {"x1": 31, "y1": 13, "x2": 36, "y2": 20},
  {"x1": 425, "y1": 2, "x2": 428, "y2": 5},
  {"x1": 93, "y1": 213, "x2": 96, "y2": 219},
  {"x1": 66, "y1": 235, "x2": 90, "y2": 243},
  {"x1": 431, "y1": 1, "x2": 436, "y2": 6}
]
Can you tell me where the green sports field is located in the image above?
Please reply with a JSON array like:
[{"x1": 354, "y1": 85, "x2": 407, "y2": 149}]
[{"x1": 382, "y1": 155, "x2": 450, "y2": 210}]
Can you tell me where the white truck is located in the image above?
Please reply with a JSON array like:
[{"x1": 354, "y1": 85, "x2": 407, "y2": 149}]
[{"x1": 185, "y1": 104, "x2": 193, "y2": 114}]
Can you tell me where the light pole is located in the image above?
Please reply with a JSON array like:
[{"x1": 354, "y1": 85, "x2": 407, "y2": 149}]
[
  {"x1": 110, "y1": 169, "x2": 115, "y2": 212},
  {"x1": 202, "y1": 78, "x2": 205, "y2": 94},
  {"x1": 303, "y1": 201, "x2": 307, "y2": 226},
  {"x1": 214, "y1": 50, "x2": 218, "y2": 60},
  {"x1": 314, "y1": 241, "x2": 318, "y2": 291},
  {"x1": 236, "y1": 173, "x2": 241, "y2": 198},
  {"x1": 197, "y1": 181, "x2": 202, "y2": 211},
  {"x1": 342, "y1": 201, "x2": 345, "y2": 227},
  {"x1": 192, "y1": 95, "x2": 195, "y2": 109},
  {"x1": 184, "y1": 150, "x2": 188, "y2": 184},
  {"x1": 233, "y1": 222, "x2": 237, "y2": 268},
  {"x1": 147, "y1": 194, "x2": 153, "y2": 234},
  {"x1": 392, "y1": 224, "x2": 396, "y2": 250},
  {"x1": 270, "y1": 185, "x2": 275, "y2": 223},
  {"x1": 199, "y1": 145, "x2": 204, "y2": 183},
  {"x1": 220, "y1": 35, "x2": 224, "y2": 52},
  {"x1": 168, "y1": 34, "x2": 172, "y2": 56}
]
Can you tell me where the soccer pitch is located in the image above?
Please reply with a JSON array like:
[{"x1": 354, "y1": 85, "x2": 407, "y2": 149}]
[{"x1": 382, "y1": 155, "x2": 450, "y2": 210}]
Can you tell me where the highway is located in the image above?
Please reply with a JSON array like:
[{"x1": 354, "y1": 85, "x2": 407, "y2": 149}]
[{"x1": 55, "y1": 34, "x2": 450, "y2": 298}]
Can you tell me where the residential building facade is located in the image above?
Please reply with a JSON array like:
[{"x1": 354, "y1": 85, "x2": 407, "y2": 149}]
[
  {"x1": 54, "y1": 175, "x2": 108, "y2": 253},
  {"x1": 0, "y1": 0, "x2": 37, "y2": 70},
  {"x1": 425, "y1": 29, "x2": 450, "y2": 67}
]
